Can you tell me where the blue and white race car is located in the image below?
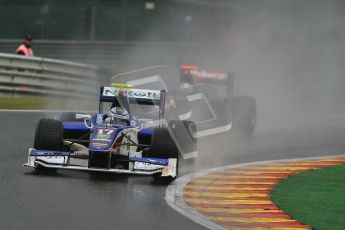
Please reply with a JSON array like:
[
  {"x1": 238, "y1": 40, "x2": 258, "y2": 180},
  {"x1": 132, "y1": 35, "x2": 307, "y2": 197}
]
[{"x1": 24, "y1": 83, "x2": 197, "y2": 181}]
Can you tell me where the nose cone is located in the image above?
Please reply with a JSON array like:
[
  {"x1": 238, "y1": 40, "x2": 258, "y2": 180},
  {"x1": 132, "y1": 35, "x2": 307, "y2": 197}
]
[{"x1": 89, "y1": 127, "x2": 119, "y2": 151}]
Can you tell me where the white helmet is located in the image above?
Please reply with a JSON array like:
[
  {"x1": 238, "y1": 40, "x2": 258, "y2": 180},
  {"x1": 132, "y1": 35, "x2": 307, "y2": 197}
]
[{"x1": 108, "y1": 107, "x2": 130, "y2": 125}]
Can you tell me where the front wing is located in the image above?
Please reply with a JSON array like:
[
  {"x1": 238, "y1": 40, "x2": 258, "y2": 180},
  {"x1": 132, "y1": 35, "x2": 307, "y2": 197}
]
[{"x1": 24, "y1": 149, "x2": 177, "y2": 178}]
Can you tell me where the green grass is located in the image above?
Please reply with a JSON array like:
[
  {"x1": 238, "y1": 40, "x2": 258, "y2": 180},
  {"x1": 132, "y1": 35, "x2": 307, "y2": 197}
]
[
  {"x1": 0, "y1": 97, "x2": 46, "y2": 109},
  {"x1": 0, "y1": 97, "x2": 97, "y2": 110},
  {"x1": 271, "y1": 164, "x2": 345, "y2": 230}
]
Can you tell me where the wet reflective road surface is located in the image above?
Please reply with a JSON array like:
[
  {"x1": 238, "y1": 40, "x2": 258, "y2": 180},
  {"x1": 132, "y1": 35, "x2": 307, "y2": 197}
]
[{"x1": 2, "y1": 111, "x2": 345, "y2": 230}]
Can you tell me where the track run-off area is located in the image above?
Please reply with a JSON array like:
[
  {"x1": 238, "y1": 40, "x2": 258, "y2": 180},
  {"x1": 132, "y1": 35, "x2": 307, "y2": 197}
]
[
  {"x1": 167, "y1": 155, "x2": 345, "y2": 229},
  {"x1": 2, "y1": 110, "x2": 345, "y2": 230}
]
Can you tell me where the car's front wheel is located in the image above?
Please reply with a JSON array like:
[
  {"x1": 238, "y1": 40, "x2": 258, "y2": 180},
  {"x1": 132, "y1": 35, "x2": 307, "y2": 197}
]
[
  {"x1": 148, "y1": 127, "x2": 178, "y2": 182},
  {"x1": 33, "y1": 118, "x2": 64, "y2": 172}
]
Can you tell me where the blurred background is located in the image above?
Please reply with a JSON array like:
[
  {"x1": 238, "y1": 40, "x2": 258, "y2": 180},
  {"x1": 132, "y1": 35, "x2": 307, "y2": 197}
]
[
  {"x1": 1, "y1": 0, "x2": 343, "y2": 70},
  {"x1": 0, "y1": 0, "x2": 345, "y2": 133},
  {"x1": 0, "y1": 0, "x2": 256, "y2": 71}
]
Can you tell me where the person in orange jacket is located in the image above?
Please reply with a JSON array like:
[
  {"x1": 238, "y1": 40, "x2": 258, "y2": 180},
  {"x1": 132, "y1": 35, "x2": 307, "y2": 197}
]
[{"x1": 16, "y1": 35, "x2": 34, "y2": 57}]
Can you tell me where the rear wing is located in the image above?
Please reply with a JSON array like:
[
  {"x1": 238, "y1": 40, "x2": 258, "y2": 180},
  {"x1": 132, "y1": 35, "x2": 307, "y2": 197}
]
[
  {"x1": 100, "y1": 86, "x2": 164, "y2": 105},
  {"x1": 180, "y1": 65, "x2": 234, "y2": 91},
  {"x1": 99, "y1": 86, "x2": 166, "y2": 126}
]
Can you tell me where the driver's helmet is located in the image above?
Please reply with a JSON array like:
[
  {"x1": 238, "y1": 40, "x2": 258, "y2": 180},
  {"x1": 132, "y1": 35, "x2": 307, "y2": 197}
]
[{"x1": 108, "y1": 107, "x2": 130, "y2": 125}]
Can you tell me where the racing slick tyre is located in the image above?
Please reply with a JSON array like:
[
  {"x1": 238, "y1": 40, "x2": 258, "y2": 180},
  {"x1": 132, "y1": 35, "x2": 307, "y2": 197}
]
[
  {"x1": 33, "y1": 119, "x2": 64, "y2": 172},
  {"x1": 149, "y1": 127, "x2": 178, "y2": 158},
  {"x1": 232, "y1": 96, "x2": 256, "y2": 136},
  {"x1": 148, "y1": 127, "x2": 179, "y2": 182},
  {"x1": 168, "y1": 120, "x2": 197, "y2": 161}
]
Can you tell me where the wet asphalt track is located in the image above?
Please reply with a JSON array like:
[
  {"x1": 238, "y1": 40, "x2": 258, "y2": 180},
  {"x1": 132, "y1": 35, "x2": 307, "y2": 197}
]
[{"x1": 2, "y1": 111, "x2": 345, "y2": 230}]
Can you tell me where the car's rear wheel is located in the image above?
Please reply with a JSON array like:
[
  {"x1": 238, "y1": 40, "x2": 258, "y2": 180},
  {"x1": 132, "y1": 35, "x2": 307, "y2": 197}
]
[{"x1": 33, "y1": 118, "x2": 64, "y2": 172}]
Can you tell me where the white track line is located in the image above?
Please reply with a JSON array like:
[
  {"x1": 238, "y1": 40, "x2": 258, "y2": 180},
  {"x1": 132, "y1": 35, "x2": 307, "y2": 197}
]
[{"x1": 166, "y1": 154, "x2": 345, "y2": 230}]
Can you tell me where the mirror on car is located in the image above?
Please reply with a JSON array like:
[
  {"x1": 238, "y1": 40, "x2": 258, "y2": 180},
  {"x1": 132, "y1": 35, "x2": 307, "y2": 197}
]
[{"x1": 75, "y1": 114, "x2": 92, "y2": 120}]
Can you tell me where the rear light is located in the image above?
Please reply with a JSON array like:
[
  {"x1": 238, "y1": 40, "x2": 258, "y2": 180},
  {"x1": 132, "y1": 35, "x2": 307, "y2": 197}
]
[{"x1": 180, "y1": 65, "x2": 198, "y2": 70}]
